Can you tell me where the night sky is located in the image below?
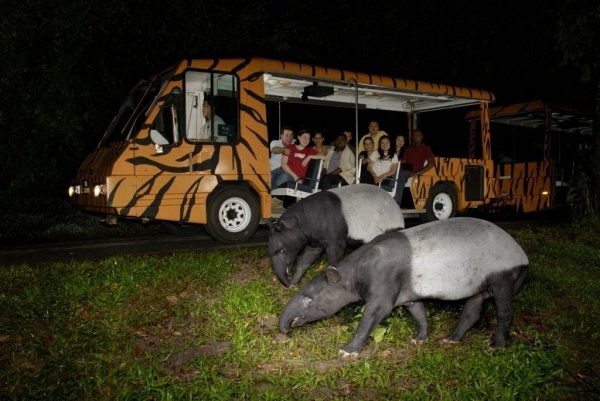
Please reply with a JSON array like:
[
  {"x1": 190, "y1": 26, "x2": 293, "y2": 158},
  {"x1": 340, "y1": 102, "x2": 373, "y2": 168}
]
[{"x1": 0, "y1": 0, "x2": 596, "y2": 196}]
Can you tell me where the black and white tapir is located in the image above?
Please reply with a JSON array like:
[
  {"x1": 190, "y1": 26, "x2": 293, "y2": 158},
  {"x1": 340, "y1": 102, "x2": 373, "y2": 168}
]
[
  {"x1": 278, "y1": 217, "x2": 529, "y2": 357},
  {"x1": 268, "y1": 184, "x2": 405, "y2": 287}
]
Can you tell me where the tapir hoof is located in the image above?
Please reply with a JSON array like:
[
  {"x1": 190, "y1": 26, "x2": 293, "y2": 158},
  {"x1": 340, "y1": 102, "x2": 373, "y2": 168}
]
[
  {"x1": 440, "y1": 337, "x2": 461, "y2": 345},
  {"x1": 489, "y1": 338, "x2": 508, "y2": 349},
  {"x1": 338, "y1": 349, "x2": 359, "y2": 359},
  {"x1": 410, "y1": 338, "x2": 427, "y2": 345}
]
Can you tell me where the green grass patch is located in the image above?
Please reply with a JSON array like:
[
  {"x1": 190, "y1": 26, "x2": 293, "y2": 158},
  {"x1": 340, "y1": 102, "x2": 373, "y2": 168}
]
[{"x1": 1, "y1": 222, "x2": 599, "y2": 400}]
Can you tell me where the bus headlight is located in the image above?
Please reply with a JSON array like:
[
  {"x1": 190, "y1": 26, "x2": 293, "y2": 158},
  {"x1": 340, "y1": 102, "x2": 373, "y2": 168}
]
[
  {"x1": 93, "y1": 184, "x2": 105, "y2": 197},
  {"x1": 68, "y1": 185, "x2": 81, "y2": 197}
]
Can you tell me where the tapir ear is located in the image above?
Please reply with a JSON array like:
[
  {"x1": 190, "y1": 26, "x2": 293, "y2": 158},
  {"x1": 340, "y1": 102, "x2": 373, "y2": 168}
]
[
  {"x1": 273, "y1": 218, "x2": 294, "y2": 233},
  {"x1": 326, "y1": 266, "x2": 341, "y2": 284}
]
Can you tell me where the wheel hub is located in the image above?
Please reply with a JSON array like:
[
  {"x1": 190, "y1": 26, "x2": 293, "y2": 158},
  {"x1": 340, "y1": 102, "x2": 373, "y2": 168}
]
[{"x1": 219, "y1": 197, "x2": 251, "y2": 232}]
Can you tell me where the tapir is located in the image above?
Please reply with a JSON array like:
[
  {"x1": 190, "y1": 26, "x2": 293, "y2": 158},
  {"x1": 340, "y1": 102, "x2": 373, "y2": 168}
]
[
  {"x1": 278, "y1": 217, "x2": 528, "y2": 356},
  {"x1": 268, "y1": 184, "x2": 405, "y2": 287}
]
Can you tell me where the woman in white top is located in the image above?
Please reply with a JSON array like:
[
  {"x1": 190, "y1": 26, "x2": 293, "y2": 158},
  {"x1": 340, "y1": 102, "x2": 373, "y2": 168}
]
[{"x1": 367, "y1": 136, "x2": 398, "y2": 185}]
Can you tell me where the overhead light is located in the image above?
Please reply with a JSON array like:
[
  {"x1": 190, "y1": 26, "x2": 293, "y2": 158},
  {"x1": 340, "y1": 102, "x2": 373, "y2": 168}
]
[{"x1": 302, "y1": 82, "x2": 334, "y2": 98}]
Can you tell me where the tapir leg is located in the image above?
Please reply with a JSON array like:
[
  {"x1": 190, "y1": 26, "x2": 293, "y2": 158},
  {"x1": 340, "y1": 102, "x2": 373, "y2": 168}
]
[
  {"x1": 490, "y1": 278, "x2": 515, "y2": 348},
  {"x1": 290, "y1": 246, "x2": 324, "y2": 285},
  {"x1": 444, "y1": 292, "x2": 489, "y2": 343},
  {"x1": 488, "y1": 266, "x2": 527, "y2": 348},
  {"x1": 325, "y1": 238, "x2": 348, "y2": 266},
  {"x1": 404, "y1": 301, "x2": 428, "y2": 341},
  {"x1": 340, "y1": 298, "x2": 395, "y2": 357}
]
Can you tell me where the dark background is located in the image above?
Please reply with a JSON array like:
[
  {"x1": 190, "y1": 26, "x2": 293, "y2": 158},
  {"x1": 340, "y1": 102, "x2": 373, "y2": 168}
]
[{"x1": 0, "y1": 0, "x2": 597, "y2": 197}]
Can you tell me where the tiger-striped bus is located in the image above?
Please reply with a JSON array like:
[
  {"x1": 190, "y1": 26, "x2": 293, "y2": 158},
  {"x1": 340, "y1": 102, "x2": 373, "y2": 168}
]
[{"x1": 68, "y1": 57, "x2": 540, "y2": 242}]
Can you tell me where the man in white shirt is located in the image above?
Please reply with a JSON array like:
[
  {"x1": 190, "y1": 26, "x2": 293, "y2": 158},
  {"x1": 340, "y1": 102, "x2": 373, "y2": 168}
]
[{"x1": 270, "y1": 126, "x2": 294, "y2": 187}]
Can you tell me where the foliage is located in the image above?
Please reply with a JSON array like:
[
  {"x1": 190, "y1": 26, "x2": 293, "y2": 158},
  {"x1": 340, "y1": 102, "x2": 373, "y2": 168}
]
[
  {"x1": 555, "y1": 0, "x2": 600, "y2": 216},
  {"x1": 1, "y1": 222, "x2": 600, "y2": 400}
]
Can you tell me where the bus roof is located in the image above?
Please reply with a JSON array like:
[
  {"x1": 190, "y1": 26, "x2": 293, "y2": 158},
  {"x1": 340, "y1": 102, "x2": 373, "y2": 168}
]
[
  {"x1": 465, "y1": 99, "x2": 593, "y2": 136},
  {"x1": 182, "y1": 58, "x2": 495, "y2": 113}
]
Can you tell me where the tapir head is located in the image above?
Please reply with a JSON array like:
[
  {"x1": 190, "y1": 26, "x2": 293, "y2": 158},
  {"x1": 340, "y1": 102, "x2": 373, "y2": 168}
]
[
  {"x1": 279, "y1": 267, "x2": 357, "y2": 333},
  {"x1": 267, "y1": 217, "x2": 307, "y2": 287}
]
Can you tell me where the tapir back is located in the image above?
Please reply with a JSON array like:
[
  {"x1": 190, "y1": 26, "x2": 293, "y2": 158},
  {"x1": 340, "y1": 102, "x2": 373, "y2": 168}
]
[
  {"x1": 400, "y1": 217, "x2": 528, "y2": 300},
  {"x1": 333, "y1": 184, "x2": 405, "y2": 243}
]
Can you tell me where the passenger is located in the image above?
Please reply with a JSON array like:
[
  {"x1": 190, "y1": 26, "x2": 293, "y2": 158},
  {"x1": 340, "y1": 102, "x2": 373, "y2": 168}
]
[
  {"x1": 367, "y1": 136, "x2": 399, "y2": 186},
  {"x1": 270, "y1": 126, "x2": 295, "y2": 190},
  {"x1": 402, "y1": 129, "x2": 435, "y2": 176},
  {"x1": 312, "y1": 130, "x2": 330, "y2": 156},
  {"x1": 277, "y1": 129, "x2": 318, "y2": 188},
  {"x1": 343, "y1": 130, "x2": 356, "y2": 155},
  {"x1": 394, "y1": 135, "x2": 407, "y2": 160},
  {"x1": 357, "y1": 120, "x2": 388, "y2": 154},
  {"x1": 357, "y1": 137, "x2": 376, "y2": 184},
  {"x1": 367, "y1": 136, "x2": 404, "y2": 205},
  {"x1": 200, "y1": 98, "x2": 225, "y2": 140},
  {"x1": 320, "y1": 133, "x2": 356, "y2": 190},
  {"x1": 278, "y1": 129, "x2": 319, "y2": 208}
]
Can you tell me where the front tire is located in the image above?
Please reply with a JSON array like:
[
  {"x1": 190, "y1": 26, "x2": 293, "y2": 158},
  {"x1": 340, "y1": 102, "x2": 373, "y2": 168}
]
[
  {"x1": 423, "y1": 183, "x2": 457, "y2": 222},
  {"x1": 205, "y1": 186, "x2": 260, "y2": 243}
]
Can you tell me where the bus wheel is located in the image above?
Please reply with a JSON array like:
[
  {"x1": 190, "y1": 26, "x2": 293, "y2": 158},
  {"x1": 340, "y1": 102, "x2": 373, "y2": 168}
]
[
  {"x1": 205, "y1": 186, "x2": 260, "y2": 243},
  {"x1": 423, "y1": 183, "x2": 457, "y2": 222}
]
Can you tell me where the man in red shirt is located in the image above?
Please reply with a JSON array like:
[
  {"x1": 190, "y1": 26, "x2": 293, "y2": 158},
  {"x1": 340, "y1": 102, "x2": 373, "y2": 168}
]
[{"x1": 402, "y1": 129, "x2": 435, "y2": 176}]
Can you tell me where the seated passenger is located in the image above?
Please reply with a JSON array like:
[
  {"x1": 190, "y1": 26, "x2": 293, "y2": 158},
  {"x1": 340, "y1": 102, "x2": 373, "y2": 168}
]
[
  {"x1": 270, "y1": 126, "x2": 295, "y2": 188},
  {"x1": 312, "y1": 130, "x2": 330, "y2": 156},
  {"x1": 357, "y1": 137, "x2": 376, "y2": 184},
  {"x1": 402, "y1": 129, "x2": 435, "y2": 176},
  {"x1": 367, "y1": 136, "x2": 403, "y2": 205},
  {"x1": 393, "y1": 129, "x2": 434, "y2": 207},
  {"x1": 357, "y1": 120, "x2": 388, "y2": 154},
  {"x1": 320, "y1": 133, "x2": 356, "y2": 190},
  {"x1": 367, "y1": 136, "x2": 398, "y2": 185},
  {"x1": 274, "y1": 129, "x2": 318, "y2": 188},
  {"x1": 394, "y1": 134, "x2": 407, "y2": 160}
]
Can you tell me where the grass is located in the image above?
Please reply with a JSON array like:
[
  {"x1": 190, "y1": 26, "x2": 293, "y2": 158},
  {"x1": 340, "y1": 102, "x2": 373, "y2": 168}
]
[{"x1": 1, "y1": 219, "x2": 600, "y2": 400}]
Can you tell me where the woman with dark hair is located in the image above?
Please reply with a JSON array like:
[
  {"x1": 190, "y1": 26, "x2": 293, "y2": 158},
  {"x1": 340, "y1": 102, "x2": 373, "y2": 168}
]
[
  {"x1": 367, "y1": 136, "x2": 398, "y2": 186},
  {"x1": 312, "y1": 130, "x2": 330, "y2": 156},
  {"x1": 357, "y1": 136, "x2": 376, "y2": 184},
  {"x1": 394, "y1": 135, "x2": 406, "y2": 159}
]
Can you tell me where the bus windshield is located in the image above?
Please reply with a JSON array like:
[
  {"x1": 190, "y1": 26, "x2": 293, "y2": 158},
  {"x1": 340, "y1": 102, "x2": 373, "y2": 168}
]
[{"x1": 98, "y1": 69, "x2": 175, "y2": 147}]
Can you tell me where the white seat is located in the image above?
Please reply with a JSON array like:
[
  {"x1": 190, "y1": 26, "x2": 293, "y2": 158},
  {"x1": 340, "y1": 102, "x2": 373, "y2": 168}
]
[
  {"x1": 271, "y1": 159, "x2": 324, "y2": 200},
  {"x1": 378, "y1": 162, "x2": 403, "y2": 198},
  {"x1": 357, "y1": 162, "x2": 403, "y2": 198}
]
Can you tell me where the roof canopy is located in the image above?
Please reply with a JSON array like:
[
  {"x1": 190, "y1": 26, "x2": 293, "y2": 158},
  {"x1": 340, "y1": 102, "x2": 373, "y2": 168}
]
[{"x1": 466, "y1": 99, "x2": 593, "y2": 136}]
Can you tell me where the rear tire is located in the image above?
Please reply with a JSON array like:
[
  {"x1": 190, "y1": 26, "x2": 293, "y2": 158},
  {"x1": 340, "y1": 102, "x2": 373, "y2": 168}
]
[
  {"x1": 205, "y1": 186, "x2": 260, "y2": 243},
  {"x1": 423, "y1": 183, "x2": 457, "y2": 222}
]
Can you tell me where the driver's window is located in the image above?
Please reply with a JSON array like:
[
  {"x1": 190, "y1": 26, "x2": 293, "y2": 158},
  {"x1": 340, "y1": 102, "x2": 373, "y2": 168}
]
[
  {"x1": 185, "y1": 70, "x2": 238, "y2": 143},
  {"x1": 150, "y1": 89, "x2": 181, "y2": 147}
]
